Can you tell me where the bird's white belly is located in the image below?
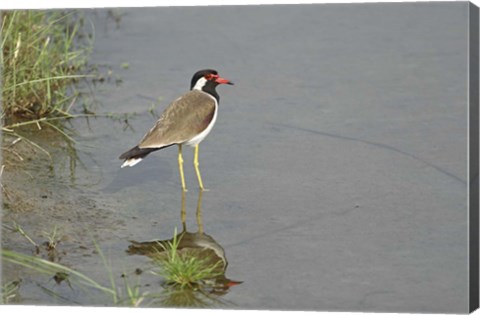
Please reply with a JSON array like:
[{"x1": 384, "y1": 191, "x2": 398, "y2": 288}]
[{"x1": 184, "y1": 97, "x2": 218, "y2": 147}]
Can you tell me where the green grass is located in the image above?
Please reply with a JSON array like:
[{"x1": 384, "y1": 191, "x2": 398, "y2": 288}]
[
  {"x1": 1, "y1": 279, "x2": 21, "y2": 304},
  {"x1": 1, "y1": 10, "x2": 93, "y2": 120},
  {"x1": 1, "y1": 223, "x2": 143, "y2": 306},
  {"x1": 0, "y1": 10, "x2": 96, "y2": 167},
  {"x1": 42, "y1": 225, "x2": 62, "y2": 250},
  {"x1": 152, "y1": 230, "x2": 223, "y2": 289},
  {"x1": 1, "y1": 224, "x2": 226, "y2": 306},
  {"x1": 1, "y1": 247, "x2": 148, "y2": 306},
  {"x1": 2, "y1": 249, "x2": 117, "y2": 297}
]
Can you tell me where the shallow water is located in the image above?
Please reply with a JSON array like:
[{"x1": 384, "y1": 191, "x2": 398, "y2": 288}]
[{"x1": 2, "y1": 3, "x2": 471, "y2": 312}]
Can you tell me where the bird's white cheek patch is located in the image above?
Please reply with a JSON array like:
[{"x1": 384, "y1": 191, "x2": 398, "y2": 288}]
[{"x1": 193, "y1": 77, "x2": 208, "y2": 90}]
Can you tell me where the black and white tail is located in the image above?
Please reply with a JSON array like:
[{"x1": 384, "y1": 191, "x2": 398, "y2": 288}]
[{"x1": 119, "y1": 146, "x2": 160, "y2": 168}]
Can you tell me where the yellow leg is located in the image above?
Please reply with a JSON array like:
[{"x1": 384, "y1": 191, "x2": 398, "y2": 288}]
[
  {"x1": 180, "y1": 189, "x2": 187, "y2": 231},
  {"x1": 193, "y1": 144, "x2": 205, "y2": 191},
  {"x1": 178, "y1": 144, "x2": 187, "y2": 191},
  {"x1": 196, "y1": 190, "x2": 204, "y2": 234}
]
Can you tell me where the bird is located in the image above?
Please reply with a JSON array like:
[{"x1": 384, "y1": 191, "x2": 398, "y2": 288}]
[{"x1": 119, "y1": 69, "x2": 233, "y2": 191}]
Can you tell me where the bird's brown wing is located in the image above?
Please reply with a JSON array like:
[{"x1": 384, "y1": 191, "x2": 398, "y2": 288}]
[{"x1": 138, "y1": 90, "x2": 216, "y2": 149}]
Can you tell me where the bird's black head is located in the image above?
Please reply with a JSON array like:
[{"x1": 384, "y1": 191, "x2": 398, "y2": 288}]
[{"x1": 190, "y1": 69, "x2": 234, "y2": 91}]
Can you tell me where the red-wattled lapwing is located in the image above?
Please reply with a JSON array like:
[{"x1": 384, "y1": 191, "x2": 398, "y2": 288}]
[{"x1": 119, "y1": 69, "x2": 233, "y2": 191}]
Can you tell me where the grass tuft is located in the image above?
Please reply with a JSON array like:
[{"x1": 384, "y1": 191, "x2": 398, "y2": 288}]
[
  {"x1": 1, "y1": 279, "x2": 22, "y2": 304},
  {"x1": 1, "y1": 10, "x2": 92, "y2": 120},
  {"x1": 151, "y1": 230, "x2": 223, "y2": 289}
]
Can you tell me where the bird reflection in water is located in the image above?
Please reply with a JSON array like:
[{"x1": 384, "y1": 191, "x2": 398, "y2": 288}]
[{"x1": 127, "y1": 190, "x2": 241, "y2": 307}]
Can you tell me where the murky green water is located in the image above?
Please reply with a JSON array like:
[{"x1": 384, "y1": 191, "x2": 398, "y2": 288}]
[{"x1": 2, "y1": 3, "x2": 471, "y2": 312}]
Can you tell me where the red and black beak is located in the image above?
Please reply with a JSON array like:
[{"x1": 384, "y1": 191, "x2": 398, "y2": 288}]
[{"x1": 215, "y1": 76, "x2": 234, "y2": 85}]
